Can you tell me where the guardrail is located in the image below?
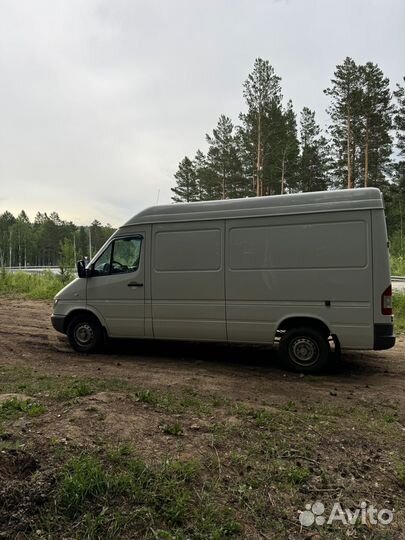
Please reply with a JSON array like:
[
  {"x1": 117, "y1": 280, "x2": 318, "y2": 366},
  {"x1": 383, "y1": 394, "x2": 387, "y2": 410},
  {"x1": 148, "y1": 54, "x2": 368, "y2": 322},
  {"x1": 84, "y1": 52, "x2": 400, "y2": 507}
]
[
  {"x1": 392, "y1": 276, "x2": 405, "y2": 282},
  {"x1": 4, "y1": 266, "x2": 73, "y2": 275}
]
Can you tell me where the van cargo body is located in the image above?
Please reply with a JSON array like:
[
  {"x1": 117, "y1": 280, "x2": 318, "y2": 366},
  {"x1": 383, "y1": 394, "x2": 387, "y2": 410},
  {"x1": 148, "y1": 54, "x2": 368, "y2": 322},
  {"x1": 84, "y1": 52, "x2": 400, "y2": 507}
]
[{"x1": 51, "y1": 188, "x2": 395, "y2": 372}]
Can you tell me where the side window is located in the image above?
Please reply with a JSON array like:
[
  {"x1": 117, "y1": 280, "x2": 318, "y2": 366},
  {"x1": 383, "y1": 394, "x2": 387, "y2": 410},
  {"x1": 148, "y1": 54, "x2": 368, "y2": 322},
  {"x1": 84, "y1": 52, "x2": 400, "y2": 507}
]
[
  {"x1": 111, "y1": 237, "x2": 142, "y2": 274},
  {"x1": 93, "y1": 243, "x2": 113, "y2": 275},
  {"x1": 92, "y1": 237, "x2": 142, "y2": 276}
]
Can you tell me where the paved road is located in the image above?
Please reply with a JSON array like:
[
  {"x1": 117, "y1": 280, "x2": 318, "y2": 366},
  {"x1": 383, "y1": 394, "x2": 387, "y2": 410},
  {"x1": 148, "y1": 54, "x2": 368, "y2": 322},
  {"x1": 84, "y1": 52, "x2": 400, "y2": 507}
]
[{"x1": 393, "y1": 279, "x2": 405, "y2": 292}]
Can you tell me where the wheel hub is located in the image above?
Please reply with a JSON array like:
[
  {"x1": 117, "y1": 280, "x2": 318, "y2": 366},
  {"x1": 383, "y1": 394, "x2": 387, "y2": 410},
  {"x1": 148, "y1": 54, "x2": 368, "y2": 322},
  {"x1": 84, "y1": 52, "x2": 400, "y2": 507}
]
[
  {"x1": 74, "y1": 323, "x2": 94, "y2": 346},
  {"x1": 289, "y1": 337, "x2": 319, "y2": 367}
]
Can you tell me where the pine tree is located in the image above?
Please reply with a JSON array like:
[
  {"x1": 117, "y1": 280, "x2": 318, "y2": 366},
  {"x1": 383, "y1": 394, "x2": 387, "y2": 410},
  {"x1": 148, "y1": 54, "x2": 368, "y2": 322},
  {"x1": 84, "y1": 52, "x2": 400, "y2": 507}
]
[
  {"x1": 192, "y1": 150, "x2": 210, "y2": 200},
  {"x1": 205, "y1": 115, "x2": 244, "y2": 199},
  {"x1": 389, "y1": 77, "x2": 405, "y2": 254},
  {"x1": 324, "y1": 57, "x2": 363, "y2": 189},
  {"x1": 299, "y1": 107, "x2": 330, "y2": 192},
  {"x1": 241, "y1": 58, "x2": 282, "y2": 196},
  {"x1": 13, "y1": 210, "x2": 32, "y2": 266},
  {"x1": 279, "y1": 100, "x2": 300, "y2": 193},
  {"x1": 0, "y1": 211, "x2": 16, "y2": 267},
  {"x1": 235, "y1": 124, "x2": 256, "y2": 197},
  {"x1": 325, "y1": 58, "x2": 394, "y2": 190},
  {"x1": 171, "y1": 157, "x2": 199, "y2": 202},
  {"x1": 358, "y1": 62, "x2": 393, "y2": 188},
  {"x1": 394, "y1": 78, "x2": 405, "y2": 156}
]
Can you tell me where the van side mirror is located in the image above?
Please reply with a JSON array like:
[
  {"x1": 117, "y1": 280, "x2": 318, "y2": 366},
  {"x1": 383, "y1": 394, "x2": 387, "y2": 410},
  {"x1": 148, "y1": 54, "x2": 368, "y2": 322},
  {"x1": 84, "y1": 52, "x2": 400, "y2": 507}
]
[{"x1": 77, "y1": 260, "x2": 87, "y2": 278}]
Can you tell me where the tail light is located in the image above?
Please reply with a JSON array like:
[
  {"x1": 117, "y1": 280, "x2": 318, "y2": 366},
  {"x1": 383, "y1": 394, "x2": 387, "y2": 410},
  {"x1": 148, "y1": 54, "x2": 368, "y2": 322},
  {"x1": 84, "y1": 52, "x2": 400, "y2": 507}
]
[{"x1": 381, "y1": 285, "x2": 392, "y2": 315}]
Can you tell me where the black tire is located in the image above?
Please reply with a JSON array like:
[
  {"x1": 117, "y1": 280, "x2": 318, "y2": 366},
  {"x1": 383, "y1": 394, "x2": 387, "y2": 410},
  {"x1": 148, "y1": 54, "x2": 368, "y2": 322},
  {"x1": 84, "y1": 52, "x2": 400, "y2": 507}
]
[
  {"x1": 278, "y1": 326, "x2": 330, "y2": 373},
  {"x1": 67, "y1": 314, "x2": 103, "y2": 353}
]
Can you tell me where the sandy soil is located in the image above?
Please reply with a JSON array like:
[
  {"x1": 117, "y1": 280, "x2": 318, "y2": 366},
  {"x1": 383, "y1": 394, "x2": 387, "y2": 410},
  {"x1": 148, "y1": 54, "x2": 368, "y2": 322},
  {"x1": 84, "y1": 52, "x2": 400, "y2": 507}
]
[{"x1": 0, "y1": 297, "x2": 404, "y2": 413}]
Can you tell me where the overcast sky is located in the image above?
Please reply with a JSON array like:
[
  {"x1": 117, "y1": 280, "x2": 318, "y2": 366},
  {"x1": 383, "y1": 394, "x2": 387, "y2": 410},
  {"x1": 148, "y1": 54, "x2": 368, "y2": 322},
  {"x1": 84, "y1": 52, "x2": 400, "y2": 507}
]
[{"x1": 0, "y1": 0, "x2": 404, "y2": 227}]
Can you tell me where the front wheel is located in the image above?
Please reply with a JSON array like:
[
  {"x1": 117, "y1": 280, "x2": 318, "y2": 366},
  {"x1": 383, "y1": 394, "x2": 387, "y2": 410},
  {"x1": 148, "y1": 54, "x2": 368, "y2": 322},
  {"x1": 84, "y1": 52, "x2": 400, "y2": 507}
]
[
  {"x1": 67, "y1": 314, "x2": 103, "y2": 353},
  {"x1": 278, "y1": 327, "x2": 330, "y2": 373}
]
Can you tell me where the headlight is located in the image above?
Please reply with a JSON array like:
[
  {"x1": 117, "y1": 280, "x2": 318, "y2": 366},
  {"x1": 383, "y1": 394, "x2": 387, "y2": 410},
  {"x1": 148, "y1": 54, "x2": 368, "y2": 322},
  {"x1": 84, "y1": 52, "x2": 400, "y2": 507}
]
[{"x1": 54, "y1": 299, "x2": 59, "y2": 307}]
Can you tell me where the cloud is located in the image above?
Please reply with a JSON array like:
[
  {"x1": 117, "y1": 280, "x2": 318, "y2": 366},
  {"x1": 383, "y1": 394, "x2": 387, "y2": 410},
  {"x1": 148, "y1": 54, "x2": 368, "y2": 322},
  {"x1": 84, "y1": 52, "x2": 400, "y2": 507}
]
[{"x1": 0, "y1": 0, "x2": 404, "y2": 226}]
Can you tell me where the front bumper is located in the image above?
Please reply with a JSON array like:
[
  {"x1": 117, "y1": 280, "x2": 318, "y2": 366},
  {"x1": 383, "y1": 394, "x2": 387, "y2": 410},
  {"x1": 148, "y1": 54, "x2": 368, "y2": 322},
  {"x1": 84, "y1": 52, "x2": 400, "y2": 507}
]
[
  {"x1": 51, "y1": 314, "x2": 66, "y2": 334},
  {"x1": 374, "y1": 323, "x2": 395, "y2": 350}
]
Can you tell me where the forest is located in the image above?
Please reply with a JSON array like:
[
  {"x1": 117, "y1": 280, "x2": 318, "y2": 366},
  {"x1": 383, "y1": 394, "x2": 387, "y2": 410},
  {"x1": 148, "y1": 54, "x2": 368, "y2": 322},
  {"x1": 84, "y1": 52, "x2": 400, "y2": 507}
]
[
  {"x1": 172, "y1": 57, "x2": 405, "y2": 258},
  {"x1": 0, "y1": 211, "x2": 114, "y2": 269},
  {"x1": 1, "y1": 57, "x2": 404, "y2": 270}
]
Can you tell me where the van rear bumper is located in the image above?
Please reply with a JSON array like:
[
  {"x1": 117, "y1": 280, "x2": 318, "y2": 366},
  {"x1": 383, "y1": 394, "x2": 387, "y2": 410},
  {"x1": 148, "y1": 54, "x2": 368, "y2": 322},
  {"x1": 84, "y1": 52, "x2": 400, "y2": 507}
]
[{"x1": 374, "y1": 323, "x2": 395, "y2": 350}]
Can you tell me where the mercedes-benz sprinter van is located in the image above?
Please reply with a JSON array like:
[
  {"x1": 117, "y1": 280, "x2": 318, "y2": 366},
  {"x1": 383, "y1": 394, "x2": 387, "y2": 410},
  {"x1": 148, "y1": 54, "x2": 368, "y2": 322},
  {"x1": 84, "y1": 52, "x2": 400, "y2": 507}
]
[{"x1": 51, "y1": 188, "x2": 395, "y2": 372}]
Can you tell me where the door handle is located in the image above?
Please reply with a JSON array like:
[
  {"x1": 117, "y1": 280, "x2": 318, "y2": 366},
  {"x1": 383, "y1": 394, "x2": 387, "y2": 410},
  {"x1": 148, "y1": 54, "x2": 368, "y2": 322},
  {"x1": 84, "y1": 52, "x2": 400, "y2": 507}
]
[{"x1": 128, "y1": 282, "x2": 143, "y2": 287}]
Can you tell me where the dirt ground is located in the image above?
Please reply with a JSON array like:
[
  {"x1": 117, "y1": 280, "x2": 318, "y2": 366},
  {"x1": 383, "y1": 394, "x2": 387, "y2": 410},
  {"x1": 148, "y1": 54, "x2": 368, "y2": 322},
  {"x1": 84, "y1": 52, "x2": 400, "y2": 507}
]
[
  {"x1": 0, "y1": 297, "x2": 403, "y2": 411},
  {"x1": 0, "y1": 297, "x2": 404, "y2": 540}
]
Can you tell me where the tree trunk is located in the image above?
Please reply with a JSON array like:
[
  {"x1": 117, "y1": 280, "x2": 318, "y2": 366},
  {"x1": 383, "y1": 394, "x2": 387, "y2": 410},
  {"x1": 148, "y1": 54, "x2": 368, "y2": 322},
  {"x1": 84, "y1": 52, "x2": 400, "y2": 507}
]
[
  {"x1": 364, "y1": 119, "x2": 369, "y2": 187},
  {"x1": 347, "y1": 109, "x2": 352, "y2": 189},
  {"x1": 256, "y1": 110, "x2": 262, "y2": 197},
  {"x1": 9, "y1": 231, "x2": 12, "y2": 268},
  {"x1": 281, "y1": 147, "x2": 287, "y2": 194}
]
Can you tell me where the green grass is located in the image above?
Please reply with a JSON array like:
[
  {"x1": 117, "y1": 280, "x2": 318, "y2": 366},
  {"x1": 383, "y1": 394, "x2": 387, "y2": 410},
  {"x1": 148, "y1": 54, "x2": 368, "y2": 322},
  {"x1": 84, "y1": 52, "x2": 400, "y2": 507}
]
[
  {"x1": 393, "y1": 292, "x2": 405, "y2": 333},
  {"x1": 390, "y1": 254, "x2": 405, "y2": 276},
  {"x1": 0, "y1": 397, "x2": 46, "y2": 418},
  {"x1": 0, "y1": 364, "x2": 403, "y2": 539},
  {"x1": 49, "y1": 453, "x2": 240, "y2": 539},
  {"x1": 0, "y1": 397, "x2": 46, "y2": 437},
  {"x1": 161, "y1": 422, "x2": 184, "y2": 436},
  {"x1": 0, "y1": 268, "x2": 72, "y2": 299},
  {"x1": 0, "y1": 366, "x2": 215, "y2": 415},
  {"x1": 0, "y1": 368, "x2": 126, "y2": 401}
]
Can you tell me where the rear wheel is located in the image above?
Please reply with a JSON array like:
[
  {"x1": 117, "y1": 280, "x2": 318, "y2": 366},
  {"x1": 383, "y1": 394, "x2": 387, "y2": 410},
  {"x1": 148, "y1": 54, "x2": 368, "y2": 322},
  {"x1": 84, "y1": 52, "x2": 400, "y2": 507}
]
[
  {"x1": 278, "y1": 326, "x2": 330, "y2": 373},
  {"x1": 67, "y1": 314, "x2": 103, "y2": 353}
]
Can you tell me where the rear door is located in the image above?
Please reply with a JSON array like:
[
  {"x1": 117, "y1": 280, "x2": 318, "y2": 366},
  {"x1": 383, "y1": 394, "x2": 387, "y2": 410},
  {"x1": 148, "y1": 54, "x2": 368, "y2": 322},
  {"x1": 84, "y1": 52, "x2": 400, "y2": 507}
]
[{"x1": 86, "y1": 234, "x2": 145, "y2": 338}]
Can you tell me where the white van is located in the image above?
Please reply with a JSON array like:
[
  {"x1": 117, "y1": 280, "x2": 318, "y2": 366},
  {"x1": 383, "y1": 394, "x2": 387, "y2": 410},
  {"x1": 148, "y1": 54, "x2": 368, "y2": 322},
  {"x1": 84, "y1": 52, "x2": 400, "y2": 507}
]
[{"x1": 51, "y1": 188, "x2": 395, "y2": 372}]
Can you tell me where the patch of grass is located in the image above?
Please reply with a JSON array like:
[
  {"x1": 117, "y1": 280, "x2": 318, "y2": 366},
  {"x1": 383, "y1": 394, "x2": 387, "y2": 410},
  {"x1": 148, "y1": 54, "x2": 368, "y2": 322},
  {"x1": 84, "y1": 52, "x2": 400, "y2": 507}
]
[
  {"x1": 0, "y1": 368, "x2": 128, "y2": 402},
  {"x1": 58, "y1": 455, "x2": 111, "y2": 518},
  {"x1": 161, "y1": 422, "x2": 184, "y2": 436},
  {"x1": 393, "y1": 292, "x2": 405, "y2": 333},
  {"x1": 0, "y1": 269, "x2": 72, "y2": 300},
  {"x1": 0, "y1": 438, "x2": 24, "y2": 452},
  {"x1": 106, "y1": 444, "x2": 134, "y2": 463},
  {"x1": 280, "y1": 464, "x2": 311, "y2": 485},
  {"x1": 51, "y1": 452, "x2": 240, "y2": 539},
  {"x1": 58, "y1": 380, "x2": 95, "y2": 399},
  {"x1": 391, "y1": 254, "x2": 405, "y2": 276},
  {"x1": 394, "y1": 461, "x2": 405, "y2": 487},
  {"x1": 0, "y1": 366, "x2": 214, "y2": 417},
  {"x1": 250, "y1": 409, "x2": 275, "y2": 427},
  {"x1": 134, "y1": 388, "x2": 165, "y2": 407},
  {"x1": 1, "y1": 364, "x2": 404, "y2": 539},
  {"x1": 0, "y1": 397, "x2": 46, "y2": 418}
]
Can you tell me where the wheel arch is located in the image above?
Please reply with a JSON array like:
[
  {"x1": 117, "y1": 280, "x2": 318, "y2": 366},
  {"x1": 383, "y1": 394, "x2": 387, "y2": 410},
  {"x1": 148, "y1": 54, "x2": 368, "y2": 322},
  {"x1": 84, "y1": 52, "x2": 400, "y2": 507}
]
[
  {"x1": 276, "y1": 315, "x2": 331, "y2": 338},
  {"x1": 63, "y1": 308, "x2": 105, "y2": 334}
]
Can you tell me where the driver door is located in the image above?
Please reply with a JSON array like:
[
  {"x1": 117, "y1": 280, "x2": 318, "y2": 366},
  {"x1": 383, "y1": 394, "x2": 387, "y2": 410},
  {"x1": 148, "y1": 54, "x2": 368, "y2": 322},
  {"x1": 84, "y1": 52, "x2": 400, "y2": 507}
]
[{"x1": 86, "y1": 235, "x2": 145, "y2": 338}]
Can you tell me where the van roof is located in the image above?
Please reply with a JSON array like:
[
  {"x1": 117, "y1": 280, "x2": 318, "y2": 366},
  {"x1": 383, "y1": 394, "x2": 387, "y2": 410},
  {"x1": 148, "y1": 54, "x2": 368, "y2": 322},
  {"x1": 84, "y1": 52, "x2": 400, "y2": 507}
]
[{"x1": 122, "y1": 187, "x2": 384, "y2": 227}]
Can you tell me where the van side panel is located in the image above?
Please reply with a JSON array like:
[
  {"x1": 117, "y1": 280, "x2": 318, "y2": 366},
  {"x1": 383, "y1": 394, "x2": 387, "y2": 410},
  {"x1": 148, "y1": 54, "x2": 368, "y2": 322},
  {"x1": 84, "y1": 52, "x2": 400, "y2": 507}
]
[
  {"x1": 151, "y1": 221, "x2": 226, "y2": 340},
  {"x1": 225, "y1": 211, "x2": 374, "y2": 348}
]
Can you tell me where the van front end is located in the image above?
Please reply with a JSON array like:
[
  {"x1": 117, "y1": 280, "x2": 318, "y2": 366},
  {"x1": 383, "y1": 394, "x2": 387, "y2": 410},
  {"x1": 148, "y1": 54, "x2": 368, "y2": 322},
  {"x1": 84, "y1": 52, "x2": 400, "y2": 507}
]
[{"x1": 51, "y1": 277, "x2": 87, "y2": 335}]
